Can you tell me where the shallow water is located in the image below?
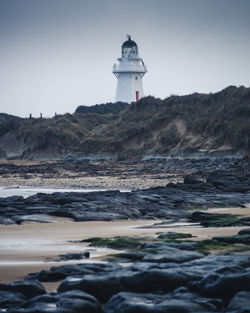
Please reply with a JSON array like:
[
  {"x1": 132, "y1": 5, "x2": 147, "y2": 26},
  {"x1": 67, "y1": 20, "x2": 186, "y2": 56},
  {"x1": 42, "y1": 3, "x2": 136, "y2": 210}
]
[
  {"x1": 0, "y1": 186, "x2": 113, "y2": 198},
  {"x1": 0, "y1": 234, "x2": 117, "y2": 266}
]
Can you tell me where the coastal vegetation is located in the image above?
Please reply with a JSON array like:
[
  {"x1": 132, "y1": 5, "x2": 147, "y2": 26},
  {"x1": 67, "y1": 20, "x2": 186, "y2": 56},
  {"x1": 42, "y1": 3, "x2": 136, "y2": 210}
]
[{"x1": 0, "y1": 85, "x2": 249, "y2": 160}]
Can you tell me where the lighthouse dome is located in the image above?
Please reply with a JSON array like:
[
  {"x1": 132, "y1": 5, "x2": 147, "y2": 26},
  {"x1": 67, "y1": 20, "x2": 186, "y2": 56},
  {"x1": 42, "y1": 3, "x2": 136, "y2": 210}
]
[
  {"x1": 121, "y1": 35, "x2": 138, "y2": 58},
  {"x1": 122, "y1": 37, "x2": 137, "y2": 48}
]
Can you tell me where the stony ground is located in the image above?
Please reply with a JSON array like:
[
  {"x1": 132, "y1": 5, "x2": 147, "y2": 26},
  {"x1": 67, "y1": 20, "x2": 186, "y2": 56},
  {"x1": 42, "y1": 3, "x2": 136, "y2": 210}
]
[
  {"x1": 0, "y1": 157, "x2": 246, "y2": 190},
  {"x1": 0, "y1": 157, "x2": 249, "y2": 312},
  {"x1": 0, "y1": 169, "x2": 249, "y2": 225},
  {"x1": 1, "y1": 229, "x2": 250, "y2": 313}
]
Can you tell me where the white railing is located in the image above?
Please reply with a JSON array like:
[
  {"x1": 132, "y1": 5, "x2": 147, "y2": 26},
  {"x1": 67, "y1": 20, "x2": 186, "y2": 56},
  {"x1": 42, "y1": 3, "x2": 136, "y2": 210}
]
[{"x1": 113, "y1": 63, "x2": 147, "y2": 73}]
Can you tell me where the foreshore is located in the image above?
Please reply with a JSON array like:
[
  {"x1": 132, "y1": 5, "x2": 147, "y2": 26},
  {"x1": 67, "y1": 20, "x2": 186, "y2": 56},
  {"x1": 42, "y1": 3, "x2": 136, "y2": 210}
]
[
  {"x1": 0, "y1": 158, "x2": 249, "y2": 312},
  {"x1": 0, "y1": 219, "x2": 159, "y2": 286},
  {"x1": 0, "y1": 159, "x2": 180, "y2": 191},
  {"x1": 0, "y1": 208, "x2": 249, "y2": 289}
]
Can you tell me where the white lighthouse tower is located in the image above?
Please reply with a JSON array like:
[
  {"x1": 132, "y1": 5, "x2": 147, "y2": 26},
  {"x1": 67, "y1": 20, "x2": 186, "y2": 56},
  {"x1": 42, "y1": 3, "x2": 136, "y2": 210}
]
[{"x1": 113, "y1": 35, "x2": 147, "y2": 103}]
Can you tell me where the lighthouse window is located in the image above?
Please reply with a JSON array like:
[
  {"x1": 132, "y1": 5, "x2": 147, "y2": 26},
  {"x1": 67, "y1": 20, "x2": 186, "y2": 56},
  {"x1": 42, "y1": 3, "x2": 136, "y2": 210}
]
[
  {"x1": 135, "y1": 76, "x2": 138, "y2": 80},
  {"x1": 122, "y1": 46, "x2": 138, "y2": 58}
]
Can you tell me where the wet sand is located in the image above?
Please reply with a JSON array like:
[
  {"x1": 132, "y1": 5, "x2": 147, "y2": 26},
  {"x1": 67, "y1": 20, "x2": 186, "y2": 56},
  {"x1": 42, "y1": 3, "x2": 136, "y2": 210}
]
[
  {"x1": 0, "y1": 219, "x2": 166, "y2": 284},
  {"x1": 0, "y1": 161, "x2": 249, "y2": 291},
  {"x1": 1, "y1": 208, "x2": 249, "y2": 286}
]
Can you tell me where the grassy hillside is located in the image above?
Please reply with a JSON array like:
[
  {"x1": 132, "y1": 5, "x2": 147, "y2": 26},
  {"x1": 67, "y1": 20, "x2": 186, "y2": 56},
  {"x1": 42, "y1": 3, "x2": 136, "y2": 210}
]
[{"x1": 0, "y1": 86, "x2": 249, "y2": 160}]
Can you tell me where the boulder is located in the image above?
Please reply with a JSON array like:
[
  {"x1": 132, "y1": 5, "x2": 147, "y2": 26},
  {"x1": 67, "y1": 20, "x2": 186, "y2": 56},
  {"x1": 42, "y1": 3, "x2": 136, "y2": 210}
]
[
  {"x1": 58, "y1": 273, "x2": 121, "y2": 303},
  {"x1": 0, "y1": 280, "x2": 46, "y2": 299},
  {"x1": 199, "y1": 270, "x2": 250, "y2": 300},
  {"x1": 226, "y1": 291, "x2": 250, "y2": 313},
  {"x1": 238, "y1": 228, "x2": 250, "y2": 235},
  {"x1": 0, "y1": 290, "x2": 26, "y2": 309},
  {"x1": 171, "y1": 286, "x2": 223, "y2": 311},
  {"x1": 19, "y1": 290, "x2": 100, "y2": 313},
  {"x1": 184, "y1": 175, "x2": 203, "y2": 185},
  {"x1": 26, "y1": 262, "x2": 122, "y2": 282},
  {"x1": 206, "y1": 171, "x2": 250, "y2": 192},
  {"x1": 103, "y1": 291, "x2": 216, "y2": 313},
  {"x1": 120, "y1": 269, "x2": 188, "y2": 293},
  {"x1": 142, "y1": 250, "x2": 203, "y2": 263},
  {"x1": 213, "y1": 234, "x2": 250, "y2": 245}
]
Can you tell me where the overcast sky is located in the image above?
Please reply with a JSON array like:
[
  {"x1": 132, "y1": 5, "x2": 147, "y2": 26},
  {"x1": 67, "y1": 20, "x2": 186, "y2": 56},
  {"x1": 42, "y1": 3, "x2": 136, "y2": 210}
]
[{"x1": 0, "y1": 0, "x2": 250, "y2": 117}]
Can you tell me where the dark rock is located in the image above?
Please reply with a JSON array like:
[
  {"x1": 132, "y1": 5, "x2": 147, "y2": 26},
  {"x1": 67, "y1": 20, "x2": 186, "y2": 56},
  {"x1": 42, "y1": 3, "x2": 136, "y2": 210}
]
[
  {"x1": 226, "y1": 291, "x2": 250, "y2": 313},
  {"x1": 25, "y1": 270, "x2": 68, "y2": 282},
  {"x1": 184, "y1": 254, "x2": 250, "y2": 290},
  {"x1": 58, "y1": 251, "x2": 90, "y2": 261},
  {"x1": 213, "y1": 234, "x2": 250, "y2": 245},
  {"x1": 142, "y1": 250, "x2": 203, "y2": 263},
  {"x1": 21, "y1": 290, "x2": 100, "y2": 313},
  {"x1": 108, "y1": 251, "x2": 146, "y2": 262},
  {"x1": 103, "y1": 291, "x2": 216, "y2": 313},
  {"x1": 184, "y1": 175, "x2": 203, "y2": 185},
  {"x1": 0, "y1": 280, "x2": 46, "y2": 299},
  {"x1": 238, "y1": 228, "x2": 250, "y2": 235},
  {"x1": 141, "y1": 241, "x2": 180, "y2": 252},
  {"x1": 189, "y1": 211, "x2": 243, "y2": 227},
  {"x1": 240, "y1": 217, "x2": 250, "y2": 226},
  {"x1": 171, "y1": 286, "x2": 223, "y2": 311},
  {"x1": 120, "y1": 269, "x2": 188, "y2": 293},
  {"x1": 141, "y1": 240, "x2": 199, "y2": 252},
  {"x1": 0, "y1": 217, "x2": 16, "y2": 225},
  {"x1": 206, "y1": 171, "x2": 250, "y2": 192},
  {"x1": 25, "y1": 263, "x2": 122, "y2": 282},
  {"x1": 15, "y1": 214, "x2": 57, "y2": 224},
  {"x1": 0, "y1": 170, "x2": 249, "y2": 225},
  {"x1": 166, "y1": 241, "x2": 199, "y2": 251},
  {"x1": 125, "y1": 261, "x2": 179, "y2": 273},
  {"x1": 0, "y1": 290, "x2": 26, "y2": 309},
  {"x1": 58, "y1": 273, "x2": 121, "y2": 303},
  {"x1": 157, "y1": 232, "x2": 193, "y2": 240},
  {"x1": 199, "y1": 269, "x2": 250, "y2": 301}
]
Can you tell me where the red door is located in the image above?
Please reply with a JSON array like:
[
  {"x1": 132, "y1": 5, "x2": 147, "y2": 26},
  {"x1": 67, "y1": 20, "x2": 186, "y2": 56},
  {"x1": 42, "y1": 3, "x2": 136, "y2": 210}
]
[{"x1": 136, "y1": 91, "x2": 139, "y2": 101}]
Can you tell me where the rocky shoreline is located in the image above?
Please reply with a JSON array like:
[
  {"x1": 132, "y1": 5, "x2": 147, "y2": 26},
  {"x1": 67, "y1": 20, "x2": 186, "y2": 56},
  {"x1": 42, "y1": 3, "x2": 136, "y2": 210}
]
[
  {"x1": 1, "y1": 228, "x2": 250, "y2": 312},
  {"x1": 0, "y1": 158, "x2": 249, "y2": 312},
  {"x1": 0, "y1": 170, "x2": 249, "y2": 225},
  {"x1": 0, "y1": 156, "x2": 247, "y2": 190}
]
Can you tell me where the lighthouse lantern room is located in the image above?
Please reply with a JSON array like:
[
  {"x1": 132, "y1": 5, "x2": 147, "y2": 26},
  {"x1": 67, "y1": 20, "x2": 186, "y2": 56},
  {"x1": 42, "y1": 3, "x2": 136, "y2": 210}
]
[{"x1": 113, "y1": 35, "x2": 147, "y2": 103}]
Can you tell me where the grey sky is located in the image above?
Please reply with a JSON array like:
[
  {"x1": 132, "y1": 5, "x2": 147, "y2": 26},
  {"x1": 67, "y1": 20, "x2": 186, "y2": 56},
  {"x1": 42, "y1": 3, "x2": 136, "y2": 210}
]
[{"x1": 0, "y1": 0, "x2": 250, "y2": 117}]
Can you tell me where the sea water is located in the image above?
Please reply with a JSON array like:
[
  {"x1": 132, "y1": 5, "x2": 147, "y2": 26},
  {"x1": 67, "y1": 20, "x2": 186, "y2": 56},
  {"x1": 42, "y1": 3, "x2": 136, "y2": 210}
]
[{"x1": 0, "y1": 187, "x2": 109, "y2": 198}]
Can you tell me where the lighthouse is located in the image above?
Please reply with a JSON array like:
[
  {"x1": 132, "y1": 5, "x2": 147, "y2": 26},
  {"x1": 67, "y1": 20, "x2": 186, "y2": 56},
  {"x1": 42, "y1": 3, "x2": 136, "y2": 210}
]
[{"x1": 113, "y1": 35, "x2": 147, "y2": 103}]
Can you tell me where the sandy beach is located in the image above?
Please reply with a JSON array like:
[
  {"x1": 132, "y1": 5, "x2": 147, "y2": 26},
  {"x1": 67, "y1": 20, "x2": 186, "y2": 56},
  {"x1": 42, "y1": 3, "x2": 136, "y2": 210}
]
[
  {"x1": 1, "y1": 205, "x2": 249, "y2": 289},
  {"x1": 0, "y1": 160, "x2": 249, "y2": 301},
  {"x1": 0, "y1": 174, "x2": 174, "y2": 191},
  {"x1": 0, "y1": 160, "x2": 180, "y2": 191},
  {"x1": 0, "y1": 219, "x2": 163, "y2": 285}
]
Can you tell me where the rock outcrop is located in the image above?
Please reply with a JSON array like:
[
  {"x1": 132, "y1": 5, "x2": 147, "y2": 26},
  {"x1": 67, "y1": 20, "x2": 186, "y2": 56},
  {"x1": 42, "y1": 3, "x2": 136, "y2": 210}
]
[
  {"x1": 1, "y1": 230, "x2": 250, "y2": 312},
  {"x1": 0, "y1": 171, "x2": 249, "y2": 225}
]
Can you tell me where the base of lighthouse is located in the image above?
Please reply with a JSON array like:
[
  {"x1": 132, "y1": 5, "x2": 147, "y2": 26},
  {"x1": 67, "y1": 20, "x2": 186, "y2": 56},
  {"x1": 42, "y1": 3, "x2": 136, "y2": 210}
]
[{"x1": 115, "y1": 72, "x2": 144, "y2": 103}]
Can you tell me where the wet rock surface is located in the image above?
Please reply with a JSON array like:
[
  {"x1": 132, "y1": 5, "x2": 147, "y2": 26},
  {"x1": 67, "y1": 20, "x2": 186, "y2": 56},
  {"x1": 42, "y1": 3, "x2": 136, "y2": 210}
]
[
  {"x1": 6, "y1": 290, "x2": 100, "y2": 313},
  {"x1": 188, "y1": 211, "x2": 250, "y2": 227},
  {"x1": 103, "y1": 291, "x2": 217, "y2": 313},
  {"x1": 0, "y1": 280, "x2": 46, "y2": 300},
  {"x1": 1, "y1": 230, "x2": 248, "y2": 312},
  {"x1": 226, "y1": 291, "x2": 250, "y2": 313},
  {"x1": 1, "y1": 229, "x2": 250, "y2": 312},
  {"x1": 0, "y1": 155, "x2": 247, "y2": 178},
  {"x1": 0, "y1": 160, "x2": 250, "y2": 312},
  {"x1": 25, "y1": 263, "x2": 123, "y2": 282},
  {"x1": 0, "y1": 170, "x2": 249, "y2": 225}
]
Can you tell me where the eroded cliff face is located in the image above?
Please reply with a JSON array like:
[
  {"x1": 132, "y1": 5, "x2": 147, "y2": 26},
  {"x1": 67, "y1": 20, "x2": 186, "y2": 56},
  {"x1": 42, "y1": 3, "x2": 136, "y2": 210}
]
[{"x1": 0, "y1": 85, "x2": 249, "y2": 160}]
